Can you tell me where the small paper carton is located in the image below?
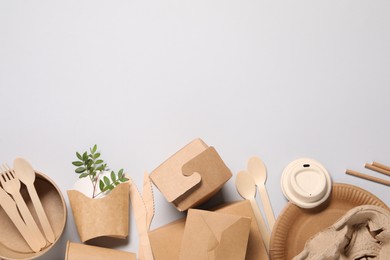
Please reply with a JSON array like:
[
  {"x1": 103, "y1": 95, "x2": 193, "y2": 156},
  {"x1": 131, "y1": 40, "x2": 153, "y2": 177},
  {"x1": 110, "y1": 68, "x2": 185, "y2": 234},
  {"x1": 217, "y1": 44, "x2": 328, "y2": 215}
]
[
  {"x1": 150, "y1": 138, "x2": 232, "y2": 211},
  {"x1": 149, "y1": 200, "x2": 268, "y2": 260},
  {"x1": 67, "y1": 182, "x2": 130, "y2": 242},
  {"x1": 65, "y1": 241, "x2": 136, "y2": 260},
  {"x1": 180, "y1": 209, "x2": 251, "y2": 260}
]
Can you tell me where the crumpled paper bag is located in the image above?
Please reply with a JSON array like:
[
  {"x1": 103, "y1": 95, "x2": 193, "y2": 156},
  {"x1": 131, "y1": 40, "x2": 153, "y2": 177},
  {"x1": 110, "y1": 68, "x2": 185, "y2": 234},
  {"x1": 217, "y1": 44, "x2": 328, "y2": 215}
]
[{"x1": 294, "y1": 205, "x2": 390, "y2": 260}]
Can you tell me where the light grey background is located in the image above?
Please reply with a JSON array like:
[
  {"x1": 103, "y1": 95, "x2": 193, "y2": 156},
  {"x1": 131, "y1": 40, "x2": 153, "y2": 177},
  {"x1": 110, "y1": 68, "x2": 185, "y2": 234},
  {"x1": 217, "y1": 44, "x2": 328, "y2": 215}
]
[{"x1": 1, "y1": 1, "x2": 389, "y2": 259}]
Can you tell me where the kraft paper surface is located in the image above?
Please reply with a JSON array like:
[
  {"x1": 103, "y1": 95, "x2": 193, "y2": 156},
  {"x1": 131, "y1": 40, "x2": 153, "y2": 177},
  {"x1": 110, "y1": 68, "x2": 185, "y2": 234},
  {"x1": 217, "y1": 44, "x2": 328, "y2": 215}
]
[
  {"x1": 149, "y1": 200, "x2": 267, "y2": 260},
  {"x1": 65, "y1": 241, "x2": 136, "y2": 260},
  {"x1": 174, "y1": 146, "x2": 232, "y2": 211},
  {"x1": 67, "y1": 182, "x2": 129, "y2": 242},
  {"x1": 150, "y1": 138, "x2": 207, "y2": 202},
  {"x1": 150, "y1": 138, "x2": 232, "y2": 211},
  {"x1": 179, "y1": 209, "x2": 251, "y2": 260}
]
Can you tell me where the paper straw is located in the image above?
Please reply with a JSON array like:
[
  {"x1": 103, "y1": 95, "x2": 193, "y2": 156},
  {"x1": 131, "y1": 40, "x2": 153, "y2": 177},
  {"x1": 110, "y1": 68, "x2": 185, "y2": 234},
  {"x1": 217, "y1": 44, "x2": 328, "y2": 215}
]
[{"x1": 345, "y1": 169, "x2": 390, "y2": 186}]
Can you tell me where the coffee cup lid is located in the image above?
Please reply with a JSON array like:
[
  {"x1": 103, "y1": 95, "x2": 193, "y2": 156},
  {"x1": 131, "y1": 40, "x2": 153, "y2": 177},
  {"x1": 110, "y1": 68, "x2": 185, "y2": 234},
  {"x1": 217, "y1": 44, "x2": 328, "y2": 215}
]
[{"x1": 281, "y1": 158, "x2": 332, "y2": 208}]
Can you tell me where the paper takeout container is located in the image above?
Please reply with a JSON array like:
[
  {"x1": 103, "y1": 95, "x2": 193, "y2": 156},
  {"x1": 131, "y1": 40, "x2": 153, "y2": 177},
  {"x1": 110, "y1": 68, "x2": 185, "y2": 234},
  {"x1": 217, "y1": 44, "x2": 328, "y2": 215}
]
[
  {"x1": 180, "y1": 209, "x2": 251, "y2": 260},
  {"x1": 65, "y1": 241, "x2": 136, "y2": 260},
  {"x1": 67, "y1": 182, "x2": 129, "y2": 242},
  {"x1": 150, "y1": 138, "x2": 232, "y2": 211},
  {"x1": 0, "y1": 171, "x2": 67, "y2": 260},
  {"x1": 149, "y1": 200, "x2": 268, "y2": 260}
]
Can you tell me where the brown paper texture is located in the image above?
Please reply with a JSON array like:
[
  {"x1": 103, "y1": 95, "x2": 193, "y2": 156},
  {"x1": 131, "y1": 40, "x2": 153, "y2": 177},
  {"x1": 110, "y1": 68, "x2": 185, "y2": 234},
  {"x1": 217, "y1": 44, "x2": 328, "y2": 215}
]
[
  {"x1": 175, "y1": 146, "x2": 232, "y2": 211},
  {"x1": 150, "y1": 138, "x2": 232, "y2": 211},
  {"x1": 67, "y1": 182, "x2": 129, "y2": 242},
  {"x1": 65, "y1": 241, "x2": 136, "y2": 260},
  {"x1": 150, "y1": 138, "x2": 207, "y2": 202},
  {"x1": 149, "y1": 200, "x2": 267, "y2": 260},
  {"x1": 179, "y1": 209, "x2": 251, "y2": 260}
]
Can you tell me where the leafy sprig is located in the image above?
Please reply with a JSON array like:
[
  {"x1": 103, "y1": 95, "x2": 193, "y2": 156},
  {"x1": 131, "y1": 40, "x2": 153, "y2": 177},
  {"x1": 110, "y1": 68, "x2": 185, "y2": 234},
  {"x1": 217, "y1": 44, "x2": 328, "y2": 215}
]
[{"x1": 72, "y1": 144, "x2": 129, "y2": 198}]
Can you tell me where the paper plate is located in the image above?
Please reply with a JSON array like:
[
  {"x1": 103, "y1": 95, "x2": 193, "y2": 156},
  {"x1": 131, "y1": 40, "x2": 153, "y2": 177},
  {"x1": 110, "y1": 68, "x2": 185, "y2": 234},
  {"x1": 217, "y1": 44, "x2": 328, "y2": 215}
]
[
  {"x1": 269, "y1": 183, "x2": 389, "y2": 260},
  {"x1": 0, "y1": 171, "x2": 67, "y2": 260}
]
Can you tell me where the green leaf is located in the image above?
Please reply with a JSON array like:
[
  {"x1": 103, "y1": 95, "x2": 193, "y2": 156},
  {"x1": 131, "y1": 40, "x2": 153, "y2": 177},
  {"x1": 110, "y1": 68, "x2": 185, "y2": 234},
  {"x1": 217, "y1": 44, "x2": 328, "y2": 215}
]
[
  {"x1": 76, "y1": 152, "x2": 83, "y2": 160},
  {"x1": 79, "y1": 173, "x2": 89, "y2": 178},
  {"x1": 115, "y1": 181, "x2": 120, "y2": 186},
  {"x1": 87, "y1": 159, "x2": 93, "y2": 168},
  {"x1": 75, "y1": 167, "x2": 86, "y2": 173},
  {"x1": 91, "y1": 144, "x2": 97, "y2": 154},
  {"x1": 120, "y1": 177, "x2": 129, "y2": 182},
  {"x1": 95, "y1": 159, "x2": 103, "y2": 165},
  {"x1": 93, "y1": 153, "x2": 101, "y2": 159},
  {"x1": 111, "y1": 171, "x2": 116, "y2": 183},
  {"x1": 72, "y1": 161, "x2": 83, "y2": 166},
  {"x1": 82, "y1": 152, "x2": 88, "y2": 161},
  {"x1": 107, "y1": 184, "x2": 114, "y2": 190},
  {"x1": 99, "y1": 179, "x2": 104, "y2": 191},
  {"x1": 104, "y1": 176, "x2": 110, "y2": 186},
  {"x1": 118, "y1": 169, "x2": 124, "y2": 178}
]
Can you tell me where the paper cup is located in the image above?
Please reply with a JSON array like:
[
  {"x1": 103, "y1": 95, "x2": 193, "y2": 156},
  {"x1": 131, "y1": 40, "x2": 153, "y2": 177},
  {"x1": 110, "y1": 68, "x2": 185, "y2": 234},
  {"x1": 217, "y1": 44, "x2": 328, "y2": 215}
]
[{"x1": 65, "y1": 241, "x2": 136, "y2": 260}]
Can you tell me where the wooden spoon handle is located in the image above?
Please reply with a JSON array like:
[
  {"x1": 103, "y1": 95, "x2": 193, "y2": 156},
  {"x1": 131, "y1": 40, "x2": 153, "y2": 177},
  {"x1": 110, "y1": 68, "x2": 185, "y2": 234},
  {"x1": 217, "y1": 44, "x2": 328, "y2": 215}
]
[
  {"x1": 0, "y1": 192, "x2": 41, "y2": 252},
  {"x1": 249, "y1": 198, "x2": 270, "y2": 253},
  {"x1": 27, "y1": 185, "x2": 55, "y2": 243},
  {"x1": 258, "y1": 184, "x2": 276, "y2": 231},
  {"x1": 13, "y1": 193, "x2": 46, "y2": 248}
]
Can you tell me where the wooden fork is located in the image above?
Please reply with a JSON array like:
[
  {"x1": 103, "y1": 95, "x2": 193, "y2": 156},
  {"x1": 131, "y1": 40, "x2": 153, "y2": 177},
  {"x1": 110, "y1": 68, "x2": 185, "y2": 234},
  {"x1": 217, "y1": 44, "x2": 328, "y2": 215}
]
[{"x1": 0, "y1": 164, "x2": 46, "y2": 249}]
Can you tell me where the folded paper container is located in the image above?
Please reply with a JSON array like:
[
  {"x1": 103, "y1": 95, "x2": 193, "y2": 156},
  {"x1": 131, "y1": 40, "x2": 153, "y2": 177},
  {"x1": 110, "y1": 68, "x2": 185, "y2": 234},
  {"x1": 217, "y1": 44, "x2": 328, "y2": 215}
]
[
  {"x1": 67, "y1": 182, "x2": 130, "y2": 242},
  {"x1": 180, "y1": 209, "x2": 251, "y2": 260},
  {"x1": 65, "y1": 241, "x2": 136, "y2": 260},
  {"x1": 149, "y1": 200, "x2": 269, "y2": 260},
  {"x1": 149, "y1": 138, "x2": 232, "y2": 211}
]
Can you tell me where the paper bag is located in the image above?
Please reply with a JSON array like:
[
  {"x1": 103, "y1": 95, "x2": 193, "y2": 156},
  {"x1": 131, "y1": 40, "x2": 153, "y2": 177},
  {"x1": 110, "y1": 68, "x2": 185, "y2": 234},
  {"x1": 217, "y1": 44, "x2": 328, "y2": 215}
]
[
  {"x1": 150, "y1": 138, "x2": 232, "y2": 211},
  {"x1": 67, "y1": 182, "x2": 129, "y2": 242},
  {"x1": 179, "y1": 209, "x2": 251, "y2": 260},
  {"x1": 65, "y1": 241, "x2": 136, "y2": 260},
  {"x1": 149, "y1": 200, "x2": 268, "y2": 260}
]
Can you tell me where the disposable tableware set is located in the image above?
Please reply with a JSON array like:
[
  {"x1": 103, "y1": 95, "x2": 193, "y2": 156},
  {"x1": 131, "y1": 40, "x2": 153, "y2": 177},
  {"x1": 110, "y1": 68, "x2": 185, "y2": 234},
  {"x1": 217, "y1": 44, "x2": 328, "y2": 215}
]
[{"x1": 1, "y1": 138, "x2": 389, "y2": 260}]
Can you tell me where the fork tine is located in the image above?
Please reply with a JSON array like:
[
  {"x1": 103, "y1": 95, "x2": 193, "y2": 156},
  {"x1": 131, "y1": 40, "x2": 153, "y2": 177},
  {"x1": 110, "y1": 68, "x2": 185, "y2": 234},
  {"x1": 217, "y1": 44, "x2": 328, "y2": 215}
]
[
  {"x1": 4, "y1": 164, "x2": 14, "y2": 179},
  {"x1": 2, "y1": 164, "x2": 10, "y2": 181},
  {"x1": 0, "y1": 166, "x2": 5, "y2": 185}
]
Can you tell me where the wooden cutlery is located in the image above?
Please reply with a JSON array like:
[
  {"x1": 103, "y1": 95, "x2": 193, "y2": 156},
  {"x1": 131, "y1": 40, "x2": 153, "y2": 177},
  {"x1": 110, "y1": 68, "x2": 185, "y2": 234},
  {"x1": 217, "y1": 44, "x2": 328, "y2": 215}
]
[
  {"x1": 0, "y1": 159, "x2": 55, "y2": 253},
  {"x1": 13, "y1": 158, "x2": 55, "y2": 243},
  {"x1": 247, "y1": 157, "x2": 275, "y2": 230},
  {"x1": 0, "y1": 185, "x2": 41, "y2": 252},
  {"x1": 235, "y1": 170, "x2": 270, "y2": 253}
]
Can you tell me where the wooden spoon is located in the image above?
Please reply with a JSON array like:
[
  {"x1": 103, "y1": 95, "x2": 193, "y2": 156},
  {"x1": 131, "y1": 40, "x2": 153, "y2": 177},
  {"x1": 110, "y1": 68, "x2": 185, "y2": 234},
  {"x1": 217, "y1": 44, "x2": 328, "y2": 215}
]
[
  {"x1": 13, "y1": 158, "x2": 55, "y2": 243},
  {"x1": 248, "y1": 157, "x2": 275, "y2": 230},
  {"x1": 235, "y1": 170, "x2": 270, "y2": 253},
  {"x1": 0, "y1": 186, "x2": 41, "y2": 252}
]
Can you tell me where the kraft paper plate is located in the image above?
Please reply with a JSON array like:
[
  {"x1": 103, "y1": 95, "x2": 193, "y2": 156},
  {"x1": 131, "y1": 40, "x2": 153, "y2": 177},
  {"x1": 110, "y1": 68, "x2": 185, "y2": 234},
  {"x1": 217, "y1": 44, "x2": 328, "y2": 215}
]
[
  {"x1": 0, "y1": 171, "x2": 67, "y2": 260},
  {"x1": 269, "y1": 183, "x2": 389, "y2": 260}
]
